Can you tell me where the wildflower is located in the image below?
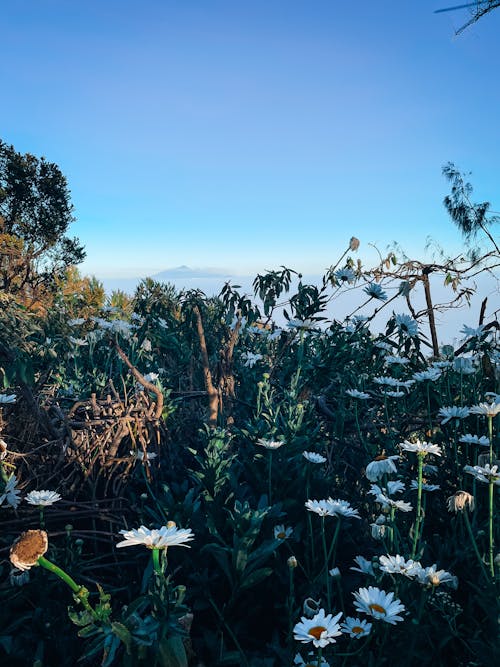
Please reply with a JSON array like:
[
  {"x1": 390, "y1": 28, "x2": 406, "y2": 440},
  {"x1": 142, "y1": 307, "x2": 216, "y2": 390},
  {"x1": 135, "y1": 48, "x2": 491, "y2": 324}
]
[
  {"x1": 350, "y1": 556, "x2": 375, "y2": 576},
  {"x1": 376, "y1": 493, "x2": 413, "y2": 513},
  {"x1": 460, "y1": 324, "x2": 486, "y2": 339},
  {"x1": 68, "y1": 317, "x2": 85, "y2": 326},
  {"x1": 256, "y1": 438, "x2": 284, "y2": 450},
  {"x1": 379, "y1": 555, "x2": 420, "y2": 578},
  {"x1": 25, "y1": 490, "x2": 62, "y2": 507},
  {"x1": 69, "y1": 336, "x2": 88, "y2": 346},
  {"x1": 241, "y1": 352, "x2": 263, "y2": 368},
  {"x1": 374, "y1": 341, "x2": 393, "y2": 352},
  {"x1": 274, "y1": 525, "x2": 293, "y2": 541},
  {"x1": 294, "y1": 653, "x2": 330, "y2": 667},
  {"x1": 469, "y1": 402, "x2": 500, "y2": 418},
  {"x1": 365, "y1": 454, "x2": 399, "y2": 482},
  {"x1": 116, "y1": 525, "x2": 194, "y2": 550},
  {"x1": 368, "y1": 481, "x2": 405, "y2": 498},
  {"x1": 453, "y1": 357, "x2": 475, "y2": 375},
  {"x1": 438, "y1": 406, "x2": 470, "y2": 424},
  {"x1": 413, "y1": 368, "x2": 442, "y2": 382},
  {"x1": 303, "y1": 451, "x2": 327, "y2": 464},
  {"x1": 0, "y1": 394, "x2": 16, "y2": 404},
  {"x1": 346, "y1": 389, "x2": 370, "y2": 400},
  {"x1": 373, "y1": 376, "x2": 400, "y2": 387},
  {"x1": 305, "y1": 498, "x2": 360, "y2": 519},
  {"x1": 352, "y1": 586, "x2": 405, "y2": 624},
  {"x1": 143, "y1": 372, "x2": 159, "y2": 382},
  {"x1": 267, "y1": 328, "x2": 283, "y2": 341},
  {"x1": 0, "y1": 475, "x2": 21, "y2": 509},
  {"x1": 446, "y1": 490, "x2": 475, "y2": 513},
  {"x1": 459, "y1": 433, "x2": 489, "y2": 447},
  {"x1": 10, "y1": 530, "x2": 48, "y2": 571},
  {"x1": 394, "y1": 313, "x2": 419, "y2": 337},
  {"x1": 293, "y1": 608, "x2": 343, "y2": 648},
  {"x1": 350, "y1": 236, "x2": 360, "y2": 251},
  {"x1": 383, "y1": 390, "x2": 406, "y2": 398},
  {"x1": 130, "y1": 450, "x2": 158, "y2": 462},
  {"x1": 363, "y1": 283, "x2": 387, "y2": 301},
  {"x1": 410, "y1": 479, "x2": 440, "y2": 492},
  {"x1": 287, "y1": 319, "x2": 317, "y2": 331},
  {"x1": 335, "y1": 268, "x2": 356, "y2": 284},
  {"x1": 464, "y1": 464, "x2": 500, "y2": 486},
  {"x1": 340, "y1": 617, "x2": 372, "y2": 639},
  {"x1": 385, "y1": 355, "x2": 411, "y2": 365},
  {"x1": 414, "y1": 564, "x2": 457, "y2": 589},
  {"x1": 399, "y1": 440, "x2": 442, "y2": 457}
]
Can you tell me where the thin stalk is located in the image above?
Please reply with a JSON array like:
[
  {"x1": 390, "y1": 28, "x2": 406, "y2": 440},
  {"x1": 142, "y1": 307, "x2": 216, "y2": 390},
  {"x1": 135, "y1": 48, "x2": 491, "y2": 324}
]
[
  {"x1": 321, "y1": 517, "x2": 331, "y2": 609},
  {"x1": 462, "y1": 510, "x2": 491, "y2": 584},
  {"x1": 487, "y1": 415, "x2": 493, "y2": 465},
  {"x1": 37, "y1": 556, "x2": 99, "y2": 620},
  {"x1": 152, "y1": 547, "x2": 162, "y2": 577},
  {"x1": 208, "y1": 596, "x2": 249, "y2": 667},
  {"x1": 488, "y1": 480, "x2": 494, "y2": 578},
  {"x1": 411, "y1": 455, "x2": 424, "y2": 559},
  {"x1": 268, "y1": 451, "x2": 273, "y2": 506}
]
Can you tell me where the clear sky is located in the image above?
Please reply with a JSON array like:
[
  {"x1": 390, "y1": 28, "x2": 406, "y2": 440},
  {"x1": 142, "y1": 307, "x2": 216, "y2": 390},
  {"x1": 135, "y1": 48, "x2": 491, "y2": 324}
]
[{"x1": 2, "y1": 1, "x2": 499, "y2": 279}]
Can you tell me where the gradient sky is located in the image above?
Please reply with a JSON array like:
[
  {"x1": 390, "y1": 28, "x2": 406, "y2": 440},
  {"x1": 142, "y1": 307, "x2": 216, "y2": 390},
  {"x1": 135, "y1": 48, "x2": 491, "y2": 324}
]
[{"x1": 1, "y1": 1, "x2": 499, "y2": 279}]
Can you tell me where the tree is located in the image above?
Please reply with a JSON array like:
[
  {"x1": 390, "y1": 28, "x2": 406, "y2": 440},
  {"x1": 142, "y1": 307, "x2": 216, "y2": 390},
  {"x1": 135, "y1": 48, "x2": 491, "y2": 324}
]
[
  {"x1": 0, "y1": 139, "x2": 85, "y2": 308},
  {"x1": 435, "y1": 1, "x2": 500, "y2": 35}
]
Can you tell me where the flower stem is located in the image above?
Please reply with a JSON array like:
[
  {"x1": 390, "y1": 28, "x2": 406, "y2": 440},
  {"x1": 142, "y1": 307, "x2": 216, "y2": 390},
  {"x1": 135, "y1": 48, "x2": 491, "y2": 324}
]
[
  {"x1": 462, "y1": 510, "x2": 491, "y2": 584},
  {"x1": 411, "y1": 454, "x2": 424, "y2": 559},
  {"x1": 488, "y1": 479, "x2": 494, "y2": 578},
  {"x1": 152, "y1": 547, "x2": 162, "y2": 576},
  {"x1": 321, "y1": 517, "x2": 331, "y2": 610},
  {"x1": 37, "y1": 556, "x2": 98, "y2": 619}
]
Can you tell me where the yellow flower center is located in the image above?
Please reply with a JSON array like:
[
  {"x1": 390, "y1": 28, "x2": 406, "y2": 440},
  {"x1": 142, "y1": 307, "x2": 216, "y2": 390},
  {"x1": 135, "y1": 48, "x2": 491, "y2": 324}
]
[
  {"x1": 428, "y1": 574, "x2": 441, "y2": 586},
  {"x1": 374, "y1": 455, "x2": 387, "y2": 461},
  {"x1": 277, "y1": 531, "x2": 286, "y2": 539},
  {"x1": 369, "y1": 603, "x2": 386, "y2": 615},
  {"x1": 308, "y1": 625, "x2": 326, "y2": 640},
  {"x1": 352, "y1": 625, "x2": 364, "y2": 634}
]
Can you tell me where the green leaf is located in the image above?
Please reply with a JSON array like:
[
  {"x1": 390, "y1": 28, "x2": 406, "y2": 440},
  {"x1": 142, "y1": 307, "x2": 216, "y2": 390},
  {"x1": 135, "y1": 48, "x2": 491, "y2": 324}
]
[
  {"x1": 111, "y1": 621, "x2": 132, "y2": 654},
  {"x1": 157, "y1": 636, "x2": 188, "y2": 667}
]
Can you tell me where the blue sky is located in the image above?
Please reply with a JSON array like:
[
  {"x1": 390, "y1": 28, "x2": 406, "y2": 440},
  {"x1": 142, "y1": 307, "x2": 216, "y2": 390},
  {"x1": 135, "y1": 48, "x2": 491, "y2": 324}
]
[{"x1": 2, "y1": 1, "x2": 499, "y2": 279}]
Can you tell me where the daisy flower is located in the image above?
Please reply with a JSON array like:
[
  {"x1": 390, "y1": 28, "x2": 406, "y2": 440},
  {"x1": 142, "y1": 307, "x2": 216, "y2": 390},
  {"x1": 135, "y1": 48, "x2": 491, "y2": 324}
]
[
  {"x1": 25, "y1": 490, "x2": 62, "y2": 507},
  {"x1": 464, "y1": 464, "x2": 500, "y2": 485},
  {"x1": 379, "y1": 554, "x2": 421, "y2": 578},
  {"x1": 410, "y1": 479, "x2": 440, "y2": 492},
  {"x1": 274, "y1": 525, "x2": 293, "y2": 541},
  {"x1": 335, "y1": 268, "x2": 356, "y2": 284},
  {"x1": 303, "y1": 451, "x2": 327, "y2": 464},
  {"x1": 293, "y1": 608, "x2": 343, "y2": 648},
  {"x1": 340, "y1": 617, "x2": 372, "y2": 639},
  {"x1": 0, "y1": 475, "x2": 21, "y2": 509},
  {"x1": 460, "y1": 324, "x2": 486, "y2": 339},
  {"x1": 350, "y1": 556, "x2": 376, "y2": 576},
  {"x1": 383, "y1": 390, "x2": 406, "y2": 398},
  {"x1": 399, "y1": 440, "x2": 442, "y2": 457},
  {"x1": 116, "y1": 525, "x2": 194, "y2": 550},
  {"x1": 375, "y1": 493, "x2": 413, "y2": 513},
  {"x1": 413, "y1": 369, "x2": 442, "y2": 382},
  {"x1": 365, "y1": 454, "x2": 399, "y2": 482},
  {"x1": 241, "y1": 352, "x2": 263, "y2": 368},
  {"x1": 346, "y1": 389, "x2": 370, "y2": 400},
  {"x1": 394, "y1": 313, "x2": 419, "y2": 337},
  {"x1": 469, "y1": 402, "x2": 500, "y2": 418},
  {"x1": 414, "y1": 564, "x2": 457, "y2": 589},
  {"x1": 363, "y1": 283, "x2": 387, "y2": 301},
  {"x1": 459, "y1": 433, "x2": 490, "y2": 446},
  {"x1": 294, "y1": 653, "x2": 330, "y2": 667},
  {"x1": 0, "y1": 394, "x2": 16, "y2": 404},
  {"x1": 256, "y1": 438, "x2": 285, "y2": 450},
  {"x1": 438, "y1": 406, "x2": 470, "y2": 424},
  {"x1": 453, "y1": 357, "x2": 475, "y2": 375},
  {"x1": 353, "y1": 586, "x2": 405, "y2": 624},
  {"x1": 384, "y1": 355, "x2": 411, "y2": 365}
]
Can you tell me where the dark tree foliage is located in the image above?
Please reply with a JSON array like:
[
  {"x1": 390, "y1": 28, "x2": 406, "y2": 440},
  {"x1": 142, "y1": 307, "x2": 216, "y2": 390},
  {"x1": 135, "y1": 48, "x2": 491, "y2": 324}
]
[{"x1": 0, "y1": 139, "x2": 85, "y2": 298}]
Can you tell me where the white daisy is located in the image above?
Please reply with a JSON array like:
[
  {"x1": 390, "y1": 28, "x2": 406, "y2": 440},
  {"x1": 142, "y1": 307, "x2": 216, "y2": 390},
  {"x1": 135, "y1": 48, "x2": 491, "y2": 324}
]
[
  {"x1": 383, "y1": 390, "x2": 406, "y2": 398},
  {"x1": 116, "y1": 525, "x2": 194, "y2": 549},
  {"x1": 256, "y1": 438, "x2": 285, "y2": 450},
  {"x1": 0, "y1": 394, "x2": 16, "y2": 404},
  {"x1": 335, "y1": 268, "x2": 356, "y2": 284},
  {"x1": 363, "y1": 283, "x2": 388, "y2": 301},
  {"x1": 394, "y1": 313, "x2": 419, "y2": 337},
  {"x1": 353, "y1": 586, "x2": 405, "y2": 624},
  {"x1": 438, "y1": 406, "x2": 470, "y2": 424},
  {"x1": 293, "y1": 608, "x2": 343, "y2": 648},
  {"x1": 385, "y1": 355, "x2": 411, "y2": 365},
  {"x1": 379, "y1": 554, "x2": 421, "y2": 578},
  {"x1": 346, "y1": 389, "x2": 371, "y2": 400},
  {"x1": 414, "y1": 564, "x2": 457, "y2": 589},
  {"x1": 25, "y1": 490, "x2": 62, "y2": 507},
  {"x1": 241, "y1": 352, "x2": 263, "y2": 368},
  {"x1": 303, "y1": 451, "x2": 327, "y2": 464},
  {"x1": 365, "y1": 454, "x2": 399, "y2": 482},
  {"x1": 464, "y1": 464, "x2": 500, "y2": 486},
  {"x1": 469, "y1": 402, "x2": 500, "y2": 418},
  {"x1": 340, "y1": 616, "x2": 372, "y2": 639},
  {"x1": 413, "y1": 369, "x2": 442, "y2": 382},
  {"x1": 130, "y1": 450, "x2": 158, "y2": 462},
  {"x1": 410, "y1": 480, "x2": 440, "y2": 492},
  {"x1": 460, "y1": 324, "x2": 487, "y2": 339},
  {"x1": 350, "y1": 556, "x2": 375, "y2": 576},
  {"x1": 274, "y1": 524, "x2": 293, "y2": 541},
  {"x1": 375, "y1": 493, "x2": 413, "y2": 513},
  {"x1": 0, "y1": 475, "x2": 21, "y2": 509},
  {"x1": 453, "y1": 357, "x2": 475, "y2": 375},
  {"x1": 399, "y1": 440, "x2": 442, "y2": 457},
  {"x1": 459, "y1": 434, "x2": 489, "y2": 446}
]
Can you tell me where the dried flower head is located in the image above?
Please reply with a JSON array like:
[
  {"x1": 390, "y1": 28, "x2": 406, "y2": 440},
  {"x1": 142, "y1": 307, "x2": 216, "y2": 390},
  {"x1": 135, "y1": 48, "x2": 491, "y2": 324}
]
[
  {"x1": 447, "y1": 490, "x2": 475, "y2": 513},
  {"x1": 10, "y1": 530, "x2": 48, "y2": 571}
]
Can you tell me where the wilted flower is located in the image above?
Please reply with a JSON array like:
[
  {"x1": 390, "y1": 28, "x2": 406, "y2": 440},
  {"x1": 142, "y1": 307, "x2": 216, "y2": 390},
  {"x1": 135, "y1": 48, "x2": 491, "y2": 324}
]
[
  {"x1": 116, "y1": 525, "x2": 194, "y2": 550},
  {"x1": 25, "y1": 490, "x2": 62, "y2": 507},
  {"x1": 303, "y1": 451, "x2": 327, "y2": 464},
  {"x1": 10, "y1": 530, "x2": 48, "y2": 571},
  {"x1": 352, "y1": 586, "x2": 405, "y2": 624},
  {"x1": 288, "y1": 556, "x2": 298, "y2": 569},
  {"x1": 446, "y1": 490, "x2": 475, "y2": 513},
  {"x1": 438, "y1": 406, "x2": 470, "y2": 424},
  {"x1": 293, "y1": 608, "x2": 343, "y2": 647},
  {"x1": 349, "y1": 236, "x2": 360, "y2": 251},
  {"x1": 340, "y1": 616, "x2": 372, "y2": 639},
  {"x1": 350, "y1": 555, "x2": 376, "y2": 576}
]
